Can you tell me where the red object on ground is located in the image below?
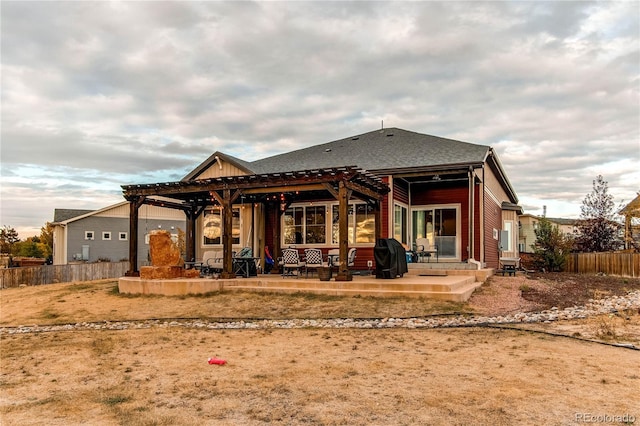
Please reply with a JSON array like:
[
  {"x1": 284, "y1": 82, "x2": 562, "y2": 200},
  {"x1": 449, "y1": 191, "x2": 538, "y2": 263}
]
[{"x1": 208, "y1": 357, "x2": 227, "y2": 365}]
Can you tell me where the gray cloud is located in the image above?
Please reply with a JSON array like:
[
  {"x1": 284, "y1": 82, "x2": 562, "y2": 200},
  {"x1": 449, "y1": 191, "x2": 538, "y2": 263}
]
[{"x1": 1, "y1": 1, "x2": 638, "y2": 236}]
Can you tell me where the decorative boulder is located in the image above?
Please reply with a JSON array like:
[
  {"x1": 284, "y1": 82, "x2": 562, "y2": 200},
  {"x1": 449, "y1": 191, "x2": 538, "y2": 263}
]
[
  {"x1": 149, "y1": 230, "x2": 183, "y2": 267},
  {"x1": 140, "y1": 229, "x2": 199, "y2": 280}
]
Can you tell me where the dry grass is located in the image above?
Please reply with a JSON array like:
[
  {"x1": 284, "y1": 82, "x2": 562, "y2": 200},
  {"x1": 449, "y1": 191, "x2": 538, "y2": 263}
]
[
  {"x1": 0, "y1": 280, "x2": 469, "y2": 327},
  {"x1": 2, "y1": 327, "x2": 639, "y2": 425},
  {"x1": 1, "y1": 277, "x2": 639, "y2": 425}
]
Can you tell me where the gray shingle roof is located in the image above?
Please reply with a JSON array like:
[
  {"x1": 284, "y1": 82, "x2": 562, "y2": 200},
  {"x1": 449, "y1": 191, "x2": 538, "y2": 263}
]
[
  {"x1": 248, "y1": 128, "x2": 490, "y2": 174},
  {"x1": 53, "y1": 209, "x2": 94, "y2": 223}
]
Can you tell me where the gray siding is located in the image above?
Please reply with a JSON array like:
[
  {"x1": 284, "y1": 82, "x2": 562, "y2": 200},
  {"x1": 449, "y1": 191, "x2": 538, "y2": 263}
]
[{"x1": 66, "y1": 216, "x2": 186, "y2": 268}]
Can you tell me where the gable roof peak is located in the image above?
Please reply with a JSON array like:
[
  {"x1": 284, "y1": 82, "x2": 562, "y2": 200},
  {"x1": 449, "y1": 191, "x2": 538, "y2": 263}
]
[{"x1": 182, "y1": 151, "x2": 255, "y2": 181}]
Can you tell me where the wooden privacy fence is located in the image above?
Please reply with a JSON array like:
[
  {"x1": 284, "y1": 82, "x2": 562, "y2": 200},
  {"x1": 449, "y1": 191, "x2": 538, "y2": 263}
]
[
  {"x1": 565, "y1": 253, "x2": 640, "y2": 277},
  {"x1": 0, "y1": 261, "x2": 129, "y2": 288}
]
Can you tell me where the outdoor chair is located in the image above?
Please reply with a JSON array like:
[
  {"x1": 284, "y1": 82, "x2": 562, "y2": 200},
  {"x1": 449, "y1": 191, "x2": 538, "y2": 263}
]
[
  {"x1": 200, "y1": 251, "x2": 218, "y2": 276},
  {"x1": 415, "y1": 238, "x2": 438, "y2": 263},
  {"x1": 281, "y1": 248, "x2": 305, "y2": 278},
  {"x1": 206, "y1": 250, "x2": 236, "y2": 274},
  {"x1": 332, "y1": 248, "x2": 356, "y2": 271},
  {"x1": 303, "y1": 248, "x2": 326, "y2": 277}
]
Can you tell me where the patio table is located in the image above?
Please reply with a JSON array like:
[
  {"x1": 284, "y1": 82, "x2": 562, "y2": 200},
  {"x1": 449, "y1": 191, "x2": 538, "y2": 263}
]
[{"x1": 233, "y1": 257, "x2": 260, "y2": 278}]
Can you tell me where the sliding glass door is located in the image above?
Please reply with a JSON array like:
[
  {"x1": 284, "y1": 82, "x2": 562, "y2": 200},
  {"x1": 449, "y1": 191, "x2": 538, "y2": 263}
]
[{"x1": 411, "y1": 206, "x2": 459, "y2": 259}]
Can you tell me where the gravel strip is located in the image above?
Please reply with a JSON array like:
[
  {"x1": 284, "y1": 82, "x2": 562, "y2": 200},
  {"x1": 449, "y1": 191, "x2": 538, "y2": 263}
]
[{"x1": 2, "y1": 291, "x2": 639, "y2": 335}]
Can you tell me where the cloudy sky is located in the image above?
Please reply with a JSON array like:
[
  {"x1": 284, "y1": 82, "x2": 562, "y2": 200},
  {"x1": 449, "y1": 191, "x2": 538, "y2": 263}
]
[{"x1": 2, "y1": 1, "x2": 639, "y2": 238}]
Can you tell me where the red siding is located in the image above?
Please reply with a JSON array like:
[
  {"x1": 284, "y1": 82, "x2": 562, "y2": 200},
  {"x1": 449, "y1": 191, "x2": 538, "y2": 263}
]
[
  {"x1": 484, "y1": 194, "x2": 501, "y2": 269},
  {"x1": 264, "y1": 205, "x2": 277, "y2": 252},
  {"x1": 393, "y1": 179, "x2": 409, "y2": 204},
  {"x1": 380, "y1": 177, "x2": 390, "y2": 239}
]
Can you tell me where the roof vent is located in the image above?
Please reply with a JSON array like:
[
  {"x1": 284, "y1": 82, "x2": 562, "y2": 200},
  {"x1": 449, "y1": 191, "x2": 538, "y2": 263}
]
[
  {"x1": 325, "y1": 148, "x2": 332, "y2": 152},
  {"x1": 351, "y1": 137, "x2": 359, "y2": 140},
  {"x1": 386, "y1": 133, "x2": 394, "y2": 137}
]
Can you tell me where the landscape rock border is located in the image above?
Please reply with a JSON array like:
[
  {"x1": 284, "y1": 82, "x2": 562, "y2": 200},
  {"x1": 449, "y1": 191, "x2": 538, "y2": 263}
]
[{"x1": 2, "y1": 291, "x2": 638, "y2": 336}]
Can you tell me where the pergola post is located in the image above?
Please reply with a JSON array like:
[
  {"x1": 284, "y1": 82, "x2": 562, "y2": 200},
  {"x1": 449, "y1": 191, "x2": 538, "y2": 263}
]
[
  {"x1": 185, "y1": 207, "x2": 197, "y2": 263},
  {"x1": 335, "y1": 181, "x2": 352, "y2": 281},
  {"x1": 221, "y1": 189, "x2": 236, "y2": 279},
  {"x1": 125, "y1": 196, "x2": 145, "y2": 276},
  {"x1": 271, "y1": 202, "x2": 283, "y2": 274}
]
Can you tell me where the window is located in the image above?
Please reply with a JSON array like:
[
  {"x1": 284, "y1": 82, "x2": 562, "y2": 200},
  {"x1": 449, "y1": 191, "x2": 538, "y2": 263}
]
[
  {"x1": 354, "y1": 203, "x2": 375, "y2": 243},
  {"x1": 284, "y1": 206, "x2": 326, "y2": 245},
  {"x1": 305, "y1": 206, "x2": 326, "y2": 244},
  {"x1": 504, "y1": 221, "x2": 513, "y2": 251},
  {"x1": 331, "y1": 203, "x2": 375, "y2": 245},
  {"x1": 119, "y1": 232, "x2": 128, "y2": 241},
  {"x1": 85, "y1": 231, "x2": 94, "y2": 240},
  {"x1": 203, "y1": 207, "x2": 240, "y2": 246},
  {"x1": 394, "y1": 204, "x2": 408, "y2": 244},
  {"x1": 282, "y1": 202, "x2": 375, "y2": 246},
  {"x1": 412, "y1": 205, "x2": 460, "y2": 258},
  {"x1": 102, "y1": 231, "x2": 111, "y2": 241},
  {"x1": 283, "y1": 206, "x2": 304, "y2": 245}
]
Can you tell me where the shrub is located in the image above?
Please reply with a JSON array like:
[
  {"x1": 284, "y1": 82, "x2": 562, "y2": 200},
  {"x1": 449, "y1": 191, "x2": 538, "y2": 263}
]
[{"x1": 532, "y1": 217, "x2": 573, "y2": 272}]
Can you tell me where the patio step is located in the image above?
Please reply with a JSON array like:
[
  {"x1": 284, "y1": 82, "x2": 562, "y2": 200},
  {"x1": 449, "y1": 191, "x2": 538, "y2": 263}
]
[
  {"x1": 405, "y1": 265, "x2": 494, "y2": 283},
  {"x1": 120, "y1": 266, "x2": 493, "y2": 301},
  {"x1": 223, "y1": 274, "x2": 482, "y2": 302}
]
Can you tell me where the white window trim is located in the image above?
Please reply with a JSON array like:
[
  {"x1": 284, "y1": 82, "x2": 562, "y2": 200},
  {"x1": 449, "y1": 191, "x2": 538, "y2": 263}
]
[
  {"x1": 202, "y1": 207, "x2": 242, "y2": 247},
  {"x1": 85, "y1": 231, "x2": 94, "y2": 240},
  {"x1": 281, "y1": 201, "x2": 376, "y2": 247},
  {"x1": 409, "y1": 203, "x2": 462, "y2": 260},
  {"x1": 393, "y1": 201, "x2": 409, "y2": 244},
  {"x1": 504, "y1": 220, "x2": 514, "y2": 252},
  {"x1": 119, "y1": 232, "x2": 128, "y2": 241},
  {"x1": 102, "y1": 231, "x2": 112, "y2": 241}
]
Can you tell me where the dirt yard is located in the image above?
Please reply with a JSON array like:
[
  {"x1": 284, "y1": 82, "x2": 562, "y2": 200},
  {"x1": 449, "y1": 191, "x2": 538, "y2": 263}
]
[{"x1": 1, "y1": 273, "x2": 639, "y2": 425}]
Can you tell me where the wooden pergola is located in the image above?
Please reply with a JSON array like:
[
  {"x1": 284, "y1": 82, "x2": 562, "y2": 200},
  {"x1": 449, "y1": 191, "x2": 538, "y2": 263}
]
[
  {"x1": 619, "y1": 194, "x2": 640, "y2": 251},
  {"x1": 121, "y1": 166, "x2": 389, "y2": 281}
]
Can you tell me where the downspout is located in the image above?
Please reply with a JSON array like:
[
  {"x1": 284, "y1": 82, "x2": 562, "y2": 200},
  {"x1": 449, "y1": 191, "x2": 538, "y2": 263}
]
[
  {"x1": 467, "y1": 167, "x2": 483, "y2": 270},
  {"x1": 480, "y1": 165, "x2": 485, "y2": 266},
  {"x1": 388, "y1": 175, "x2": 394, "y2": 239},
  {"x1": 468, "y1": 166, "x2": 473, "y2": 264},
  {"x1": 408, "y1": 181, "x2": 412, "y2": 247}
]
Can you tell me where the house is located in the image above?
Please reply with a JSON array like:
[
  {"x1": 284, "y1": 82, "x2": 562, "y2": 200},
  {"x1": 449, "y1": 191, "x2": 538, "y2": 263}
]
[
  {"x1": 518, "y1": 214, "x2": 577, "y2": 253},
  {"x1": 52, "y1": 202, "x2": 186, "y2": 265},
  {"x1": 121, "y1": 128, "x2": 522, "y2": 278}
]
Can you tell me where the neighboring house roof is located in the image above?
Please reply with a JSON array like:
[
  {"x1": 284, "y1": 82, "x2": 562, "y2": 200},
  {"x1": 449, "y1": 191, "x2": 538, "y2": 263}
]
[
  {"x1": 52, "y1": 202, "x2": 130, "y2": 225},
  {"x1": 248, "y1": 128, "x2": 490, "y2": 174},
  {"x1": 53, "y1": 209, "x2": 95, "y2": 223},
  {"x1": 521, "y1": 214, "x2": 577, "y2": 226},
  {"x1": 546, "y1": 217, "x2": 578, "y2": 226}
]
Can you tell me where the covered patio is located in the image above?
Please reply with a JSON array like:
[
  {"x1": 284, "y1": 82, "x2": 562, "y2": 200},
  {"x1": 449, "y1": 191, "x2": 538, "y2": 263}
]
[{"x1": 121, "y1": 166, "x2": 389, "y2": 281}]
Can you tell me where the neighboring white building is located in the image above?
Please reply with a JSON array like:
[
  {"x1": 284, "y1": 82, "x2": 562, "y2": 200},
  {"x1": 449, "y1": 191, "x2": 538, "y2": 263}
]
[
  {"x1": 518, "y1": 214, "x2": 577, "y2": 253},
  {"x1": 52, "y1": 202, "x2": 185, "y2": 266}
]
